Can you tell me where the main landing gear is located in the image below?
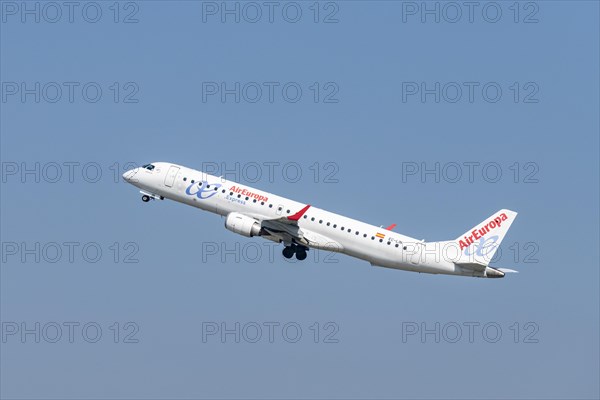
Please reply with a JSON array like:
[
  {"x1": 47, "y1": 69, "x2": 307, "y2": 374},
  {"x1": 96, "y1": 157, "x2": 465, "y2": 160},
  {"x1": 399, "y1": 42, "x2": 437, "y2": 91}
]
[
  {"x1": 282, "y1": 244, "x2": 308, "y2": 261},
  {"x1": 141, "y1": 195, "x2": 150, "y2": 202}
]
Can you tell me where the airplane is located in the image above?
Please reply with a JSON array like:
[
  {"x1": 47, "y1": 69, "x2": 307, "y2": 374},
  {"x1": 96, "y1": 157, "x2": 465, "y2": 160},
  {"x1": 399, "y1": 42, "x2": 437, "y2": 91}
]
[{"x1": 123, "y1": 162, "x2": 519, "y2": 278}]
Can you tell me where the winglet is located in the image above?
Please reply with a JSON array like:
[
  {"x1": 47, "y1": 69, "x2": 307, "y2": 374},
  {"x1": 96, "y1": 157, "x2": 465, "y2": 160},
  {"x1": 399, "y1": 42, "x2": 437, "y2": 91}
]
[
  {"x1": 385, "y1": 223, "x2": 397, "y2": 231},
  {"x1": 288, "y1": 205, "x2": 311, "y2": 221}
]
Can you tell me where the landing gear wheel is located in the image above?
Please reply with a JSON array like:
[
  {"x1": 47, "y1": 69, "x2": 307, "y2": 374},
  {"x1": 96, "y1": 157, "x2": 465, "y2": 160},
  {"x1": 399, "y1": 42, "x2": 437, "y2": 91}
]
[
  {"x1": 295, "y1": 248, "x2": 307, "y2": 261},
  {"x1": 142, "y1": 195, "x2": 150, "y2": 202},
  {"x1": 282, "y1": 246, "x2": 295, "y2": 259}
]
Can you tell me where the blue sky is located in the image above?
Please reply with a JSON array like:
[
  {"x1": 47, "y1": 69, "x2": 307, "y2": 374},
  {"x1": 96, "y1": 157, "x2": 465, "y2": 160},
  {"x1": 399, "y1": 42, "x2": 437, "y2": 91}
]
[{"x1": 1, "y1": 1, "x2": 599, "y2": 399}]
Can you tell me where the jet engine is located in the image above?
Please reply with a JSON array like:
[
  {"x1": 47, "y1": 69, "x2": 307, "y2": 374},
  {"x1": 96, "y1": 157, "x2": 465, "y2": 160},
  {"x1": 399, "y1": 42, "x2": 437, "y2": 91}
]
[{"x1": 225, "y1": 212, "x2": 261, "y2": 237}]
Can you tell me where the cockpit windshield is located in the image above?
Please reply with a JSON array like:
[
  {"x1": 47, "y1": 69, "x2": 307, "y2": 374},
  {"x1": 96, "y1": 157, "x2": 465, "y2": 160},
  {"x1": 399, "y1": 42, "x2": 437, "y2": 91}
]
[{"x1": 141, "y1": 164, "x2": 155, "y2": 171}]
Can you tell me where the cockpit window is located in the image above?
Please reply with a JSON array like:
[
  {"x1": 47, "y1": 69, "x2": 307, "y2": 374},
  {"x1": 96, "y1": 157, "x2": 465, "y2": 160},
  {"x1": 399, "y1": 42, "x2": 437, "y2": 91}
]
[{"x1": 141, "y1": 164, "x2": 155, "y2": 171}]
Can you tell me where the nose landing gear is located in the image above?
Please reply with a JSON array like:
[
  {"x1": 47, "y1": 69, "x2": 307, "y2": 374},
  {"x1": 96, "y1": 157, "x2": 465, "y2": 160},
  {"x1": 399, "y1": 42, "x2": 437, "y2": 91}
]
[
  {"x1": 282, "y1": 244, "x2": 308, "y2": 261},
  {"x1": 140, "y1": 192, "x2": 164, "y2": 202}
]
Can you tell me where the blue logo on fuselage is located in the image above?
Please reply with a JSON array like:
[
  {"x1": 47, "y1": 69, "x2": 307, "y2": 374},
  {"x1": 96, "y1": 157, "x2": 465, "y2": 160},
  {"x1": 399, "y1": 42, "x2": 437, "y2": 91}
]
[{"x1": 185, "y1": 181, "x2": 222, "y2": 199}]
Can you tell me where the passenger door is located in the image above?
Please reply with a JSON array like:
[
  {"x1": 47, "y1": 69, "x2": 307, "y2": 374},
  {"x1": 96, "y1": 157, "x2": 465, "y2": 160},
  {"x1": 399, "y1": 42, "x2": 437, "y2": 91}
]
[{"x1": 164, "y1": 166, "x2": 180, "y2": 187}]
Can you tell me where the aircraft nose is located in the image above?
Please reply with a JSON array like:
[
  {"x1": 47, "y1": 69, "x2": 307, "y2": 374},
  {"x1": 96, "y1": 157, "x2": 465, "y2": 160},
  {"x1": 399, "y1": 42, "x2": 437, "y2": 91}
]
[{"x1": 122, "y1": 168, "x2": 136, "y2": 182}]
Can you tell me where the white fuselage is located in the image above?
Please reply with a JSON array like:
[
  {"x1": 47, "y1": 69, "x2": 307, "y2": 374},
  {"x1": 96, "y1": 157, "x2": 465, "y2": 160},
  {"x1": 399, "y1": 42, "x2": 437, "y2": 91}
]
[{"x1": 123, "y1": 162, "x2": 503, "y2": 278}]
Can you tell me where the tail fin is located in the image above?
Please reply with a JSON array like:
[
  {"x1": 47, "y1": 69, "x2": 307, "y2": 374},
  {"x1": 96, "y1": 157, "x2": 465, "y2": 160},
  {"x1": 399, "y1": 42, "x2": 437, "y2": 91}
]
[{"x1": 454, "y1": 209, "x2": 518, "y2": 266}]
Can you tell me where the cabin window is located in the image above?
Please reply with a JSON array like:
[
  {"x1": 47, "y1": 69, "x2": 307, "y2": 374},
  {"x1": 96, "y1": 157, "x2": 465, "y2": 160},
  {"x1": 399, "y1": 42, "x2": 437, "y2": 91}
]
[
  {"x1": 379, "y1": 239, "x2": 383, "y2": 243},
  {"x1": 319, "y1": 220, "x2": 323, "y2": 224},
  {"x1": 347, "y1": 229, "x2": 351, "y2": 233},
  {"x1": 371, "y1": 237, "x2": 375, "y2": 240},
  {"x1": 286, "y1": 210, "x2": 290, "y2": 214},
  {"x1": 269, "y1": 204, "x2": 273, "y2": 208},
  {"x1": 403, "y1": 246, "x2": 407, "y2": 250},
  {"x1": 355, "y1": 232, "x2": 359, "y2": 235},
  {"x1": 333, "y1": 224, "x2": 337, "y2": 228},
  {"x1": 222, "y1": 189, "x2": 226, "y2": 193},
  {"x1": 311, "y1": 217, "x2": 315, "y2": 221},
  {"x1": 261, "y1": 201, "x2": 265, "y2": 205},
  {"x1": 327, "y1": 222, "x2": 330, "y2": 226},
  {"x1": 245, "y1": 197, "x2": 249, "y2": 201},
  {"x1": 253, "y1": 199, "x2": 257, "y2": 203},
  {"x1": 395, "y1": 244, "x2": 399, "y2": 248},
  {"x1": 191, "y1": 180, "x2": 195, "y2": 184},
  {"x1": 183, "y1": 177, "x2": 187, "y2": 181},
  {"x1": 363, "y1": 234, "x2": 367, "y2": 238},
  {"x1": 304, "y1": 215, "x2": 308, "y2": 219}
]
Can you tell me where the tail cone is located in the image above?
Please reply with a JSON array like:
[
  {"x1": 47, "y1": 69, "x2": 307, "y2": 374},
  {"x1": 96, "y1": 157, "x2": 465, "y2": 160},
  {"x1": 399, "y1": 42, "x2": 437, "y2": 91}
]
[{"x1": 485, "y1": 267, "x2": 505, "y2": 278}]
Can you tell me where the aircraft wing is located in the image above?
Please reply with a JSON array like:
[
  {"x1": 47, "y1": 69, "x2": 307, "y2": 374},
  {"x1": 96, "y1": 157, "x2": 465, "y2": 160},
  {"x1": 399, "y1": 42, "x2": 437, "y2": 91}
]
[
  {"x1": 258, "y1": 205, "x2": 342, "y2": 251},
  {"x1": 263, "y1": 204, "x2": 311, "y2": 225}
]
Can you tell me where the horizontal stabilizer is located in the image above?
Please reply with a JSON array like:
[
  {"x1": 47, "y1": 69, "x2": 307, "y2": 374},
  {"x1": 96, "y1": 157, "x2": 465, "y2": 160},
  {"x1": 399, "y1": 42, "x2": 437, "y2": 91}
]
[{"x1": 454, "y1": 262, "x2": 486, "y2": 272}]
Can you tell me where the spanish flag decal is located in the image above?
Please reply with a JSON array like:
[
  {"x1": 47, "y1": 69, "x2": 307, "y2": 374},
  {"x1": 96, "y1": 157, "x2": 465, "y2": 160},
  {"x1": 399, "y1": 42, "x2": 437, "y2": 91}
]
[{"x1": 376, "y1": 232, "x2": 385, "y2": 239}]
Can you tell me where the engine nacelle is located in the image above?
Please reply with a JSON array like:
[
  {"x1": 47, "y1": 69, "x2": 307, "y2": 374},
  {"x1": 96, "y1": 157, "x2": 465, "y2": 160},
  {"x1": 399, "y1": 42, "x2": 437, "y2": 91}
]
[{"x1": 225, "y1": 212, "x2": 261, "y2": 237}]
